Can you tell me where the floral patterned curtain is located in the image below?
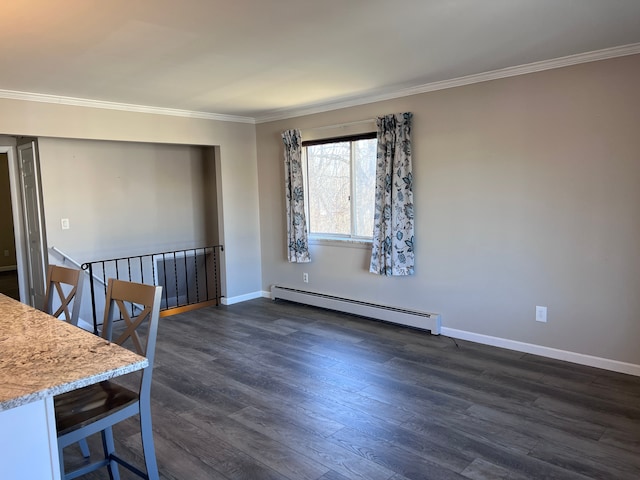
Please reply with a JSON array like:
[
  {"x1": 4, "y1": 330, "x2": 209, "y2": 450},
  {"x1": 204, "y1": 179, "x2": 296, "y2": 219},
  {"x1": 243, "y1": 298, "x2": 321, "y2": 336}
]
[
  {"x1": 282, "y1": 129, "x2": 311, "y2": 263},
  {"x1": 369, "y1": 113, "x2": 414, "y2": 276}
]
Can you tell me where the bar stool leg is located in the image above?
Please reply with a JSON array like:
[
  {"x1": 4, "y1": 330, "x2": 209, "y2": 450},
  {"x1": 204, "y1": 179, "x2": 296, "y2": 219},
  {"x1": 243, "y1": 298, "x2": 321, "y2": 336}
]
[
  {"x1": 101, "y1": 426, "x2": 120, "y2": 480},
  {"x1": 140, "y1": 407, "x2": 159, "y2": 480},
  {"x1": 78, "y1": 438, "x2": 90, "y2": 458}
]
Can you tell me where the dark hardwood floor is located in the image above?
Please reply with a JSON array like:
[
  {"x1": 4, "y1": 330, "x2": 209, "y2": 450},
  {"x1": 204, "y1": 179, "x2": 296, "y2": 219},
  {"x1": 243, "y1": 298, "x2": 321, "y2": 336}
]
[
  {"x1": 0, "y1": 270, "x2": 19, "y2": 300},
  {"x1": 64, "y1": 298, "x2": 640, "y2": 479}
]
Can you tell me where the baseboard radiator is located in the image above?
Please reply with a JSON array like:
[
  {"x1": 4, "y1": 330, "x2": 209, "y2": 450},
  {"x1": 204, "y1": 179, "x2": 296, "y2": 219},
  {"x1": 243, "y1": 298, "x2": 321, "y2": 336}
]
[{"x1": 270, "y1": 285, "x2": 441, "y2": 335}]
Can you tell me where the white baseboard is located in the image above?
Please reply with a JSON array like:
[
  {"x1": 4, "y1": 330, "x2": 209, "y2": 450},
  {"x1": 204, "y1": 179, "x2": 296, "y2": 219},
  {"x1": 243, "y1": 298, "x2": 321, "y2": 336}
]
[
  {"x1": 221, "y1": 291, "x2": 264, "y2": 306},
  {"x1": 262, "y1": 290, "x2": 272, "y2": 299},
  {"x1": 0, "y1": 265, "x2": 17, "y2": 272},
  {"x1": 441, "y1": 327, "x2": 640, "y2": 377}
]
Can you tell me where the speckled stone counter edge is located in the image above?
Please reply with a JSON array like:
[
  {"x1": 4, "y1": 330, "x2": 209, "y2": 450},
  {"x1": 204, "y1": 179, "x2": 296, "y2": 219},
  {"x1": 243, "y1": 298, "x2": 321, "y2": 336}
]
[
  {"x1": 0, "y1": 294, "x2": 148, "y2": 411},
  {"x1": 0, "y1": 359, "x2": 147, "y2": 411}
]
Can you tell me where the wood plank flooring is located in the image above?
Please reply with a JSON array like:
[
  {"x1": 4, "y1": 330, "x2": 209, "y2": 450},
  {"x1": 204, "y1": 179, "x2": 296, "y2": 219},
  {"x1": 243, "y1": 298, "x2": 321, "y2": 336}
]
[
  {"x1": 63, "y1": 298, "x2": 640, "y2": 479},
  {"x1": 0, "y1": 270, "x2": 19, "y2": 300}
]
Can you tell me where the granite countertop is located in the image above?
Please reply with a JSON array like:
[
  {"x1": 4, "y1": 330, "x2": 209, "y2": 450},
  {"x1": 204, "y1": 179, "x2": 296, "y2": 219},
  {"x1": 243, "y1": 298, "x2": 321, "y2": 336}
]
[{"x1": 0, "y1": 293, "x2": 148, "y2": 411}]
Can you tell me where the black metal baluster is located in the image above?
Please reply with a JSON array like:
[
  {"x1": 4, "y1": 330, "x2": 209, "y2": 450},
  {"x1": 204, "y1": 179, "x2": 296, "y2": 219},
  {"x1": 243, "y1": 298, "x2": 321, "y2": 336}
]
[
  {"x1": 203, "y1": 247, "x2": 210, "y2": 301},
  {"x1": 215, "y1": 246, "x2": 222, "y2": 304},
  {"x1": 101, "y1": 261, "x2": 108, "y2": 319},
  {"x1": 128, "y1": 257, "x2": 135, "y2": 318},
  {"x1": 183, "y1": 250, "x2": 189, "y2": 306},
  {"x1": 173, "y1": 252, "x2": 178, "y2": 307},
  {"x1": 193, "y1": 248, "x2": 199, "y2": 303},
  {"x1": 162, "y1": 253, "x2": 168, "y2": 309},
  {"x1": 101, "y1": 261, "x2": 110, "y2": 329},
  {"x1": 82, "y1": 263, "x2": 98, "y2": 335},
  {"x1": 151, "y1": 254, "x2": 156, "y2": 287}
]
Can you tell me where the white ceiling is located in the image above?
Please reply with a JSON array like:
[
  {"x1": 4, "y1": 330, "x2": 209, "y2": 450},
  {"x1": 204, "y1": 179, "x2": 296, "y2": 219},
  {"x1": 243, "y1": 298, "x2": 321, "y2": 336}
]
[{"x1": 2, "y1": 0, "x2": 640, "y2": 122}]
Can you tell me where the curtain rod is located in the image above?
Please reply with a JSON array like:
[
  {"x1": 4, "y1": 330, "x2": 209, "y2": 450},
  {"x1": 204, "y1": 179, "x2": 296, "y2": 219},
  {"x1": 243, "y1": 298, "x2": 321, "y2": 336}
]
[{"x1": 309, "y1": 118, "x2": 376, "y2": 131}]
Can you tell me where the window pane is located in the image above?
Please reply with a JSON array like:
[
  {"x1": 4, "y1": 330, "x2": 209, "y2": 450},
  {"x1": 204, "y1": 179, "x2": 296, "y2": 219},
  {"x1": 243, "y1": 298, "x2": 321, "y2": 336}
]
[
  {"x1": 307, "y1": 142, "x2": 350, "y2": 235},
  {"x1": 353, "y1": 138, "x2": 377, "y2": 237}
]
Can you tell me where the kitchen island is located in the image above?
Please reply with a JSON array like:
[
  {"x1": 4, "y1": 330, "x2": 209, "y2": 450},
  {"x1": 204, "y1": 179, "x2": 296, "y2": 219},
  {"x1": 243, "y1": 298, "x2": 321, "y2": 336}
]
[{"x1": 0, "y1": 293, "x2": 147, "y2": 479}]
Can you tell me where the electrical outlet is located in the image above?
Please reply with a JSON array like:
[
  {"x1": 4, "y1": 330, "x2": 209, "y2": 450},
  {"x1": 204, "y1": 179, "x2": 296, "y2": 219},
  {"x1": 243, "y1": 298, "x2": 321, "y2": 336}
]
[
  {"x1": 536, "y1": 306, "x2": 547, "y2": 323},
  {"x1": 3, "y1": 250, "x2": 9, "y2": 257},
  {"x1": 303, "y1": 272, "x2": 309, "y2": 283}
]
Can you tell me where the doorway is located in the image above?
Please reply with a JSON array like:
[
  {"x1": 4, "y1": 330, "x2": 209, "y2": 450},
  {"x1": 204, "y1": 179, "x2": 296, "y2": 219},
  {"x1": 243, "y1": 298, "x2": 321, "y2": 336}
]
[
  {"x1": 0, "y1": 138, "x2": 47, "y2": 306},
  {"x1": 0, "y1": 152, "x2": 19, "y2": 299}
]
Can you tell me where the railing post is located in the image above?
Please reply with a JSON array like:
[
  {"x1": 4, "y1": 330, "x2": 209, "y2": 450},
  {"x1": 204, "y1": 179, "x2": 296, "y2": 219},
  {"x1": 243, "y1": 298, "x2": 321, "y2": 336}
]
[{"x1": 82, "y1": 262, "x2": 99, "y2": 335}]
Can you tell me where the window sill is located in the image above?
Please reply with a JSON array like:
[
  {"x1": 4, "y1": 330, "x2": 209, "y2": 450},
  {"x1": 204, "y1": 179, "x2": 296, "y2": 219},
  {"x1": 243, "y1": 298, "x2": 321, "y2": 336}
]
[{"x1": 309, "y1": 236, "x2": 372, "y2": 250}]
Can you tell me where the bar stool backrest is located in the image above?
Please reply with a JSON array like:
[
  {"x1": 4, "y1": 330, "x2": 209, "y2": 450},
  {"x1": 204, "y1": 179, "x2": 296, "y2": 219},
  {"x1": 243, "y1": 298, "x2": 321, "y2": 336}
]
[{"x1": 44, "y1": 265, "x2": 83, "y2": 326}]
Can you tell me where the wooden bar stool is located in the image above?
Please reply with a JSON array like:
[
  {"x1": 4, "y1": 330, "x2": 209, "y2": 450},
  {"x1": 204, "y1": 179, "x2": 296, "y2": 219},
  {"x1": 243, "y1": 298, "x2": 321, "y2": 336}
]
[
  {"x1": 44, "y1": 264, "x2": 91, "y2": 459},
  {"x1": 54, "y1": 278, "x2": 162, "y2": 480},
  {"x1": 44, "y1": 264, "x2": 84, "y2": 326}
]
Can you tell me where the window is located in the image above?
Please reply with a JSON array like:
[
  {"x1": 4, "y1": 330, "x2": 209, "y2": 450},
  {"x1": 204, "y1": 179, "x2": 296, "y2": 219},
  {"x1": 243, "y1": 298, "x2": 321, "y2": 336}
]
[{"x1": 303, "y1": 133, "x2": 377, "y2": 240}]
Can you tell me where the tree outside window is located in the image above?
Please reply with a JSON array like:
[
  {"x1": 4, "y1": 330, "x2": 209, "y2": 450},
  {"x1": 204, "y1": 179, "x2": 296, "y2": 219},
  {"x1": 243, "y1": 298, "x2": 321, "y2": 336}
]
[{"x1": 305, "y1": 135, "x2": 376, "y2": 239}]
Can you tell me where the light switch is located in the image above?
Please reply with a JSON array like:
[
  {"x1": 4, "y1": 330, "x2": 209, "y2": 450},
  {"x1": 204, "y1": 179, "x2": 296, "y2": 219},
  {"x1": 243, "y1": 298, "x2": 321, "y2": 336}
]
[
  {"x1": 61, "y1": 218, "x2": 70, "y2": 230},
  {"x1": 535, "y1": 306, "x2": 547, "y2": 323}
]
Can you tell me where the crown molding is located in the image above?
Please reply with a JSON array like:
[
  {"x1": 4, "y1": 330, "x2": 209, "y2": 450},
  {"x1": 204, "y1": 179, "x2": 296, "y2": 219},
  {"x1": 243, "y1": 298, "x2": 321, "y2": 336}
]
[
  {"x1": 0, "y1": 89, "x2": 255, "y2": 124},
  {"x1": 255, "y1": 42, "x2": 640, "y2": 123},
  {"x1": 2, "y1": 43, "x2": 638, "y2": 126}
]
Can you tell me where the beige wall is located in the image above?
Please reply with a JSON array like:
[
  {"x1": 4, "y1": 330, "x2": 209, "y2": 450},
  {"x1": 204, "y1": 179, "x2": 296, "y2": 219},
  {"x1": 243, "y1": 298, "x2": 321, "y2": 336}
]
[
  {"x1": 38, "y1": 139, "x2": 214, "y2": 260},
  {"x1": 0, "y1": 153, "x2": 17, "y2": 268},
  {"x1": 0, "y1": 101, "x2": 261, "y2": 300},
  {"x1": 256, "y1": 54, "x2": 640, "y2": 365},
  {"x1": 3, "y1": 53, "x2": 638, "y2": 366}
]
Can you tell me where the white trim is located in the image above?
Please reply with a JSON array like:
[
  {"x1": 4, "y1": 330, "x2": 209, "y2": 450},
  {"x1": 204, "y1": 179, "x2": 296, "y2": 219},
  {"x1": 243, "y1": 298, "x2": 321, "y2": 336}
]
[
  {"x1": 261, "y1": 290, "x2": 272, "y2": 299},
  {"x1": 441, "y1": 327, "x2": 640, "y2": 377},
  {"x1": 0, "y1": 89, "x2": 255, "y2": 124},
  {"x1": 309, "y1": 237, "x2": 372, "y2": 250},
  {"x1": 220, "y1": 290, "x2": 263, "y2": 305},
  {"x1": 256, "y1": 42, "x2": 640, "y2": 123},
  {"x1": 0, "y1": 265, "x2": 17, "y2": 272}
]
